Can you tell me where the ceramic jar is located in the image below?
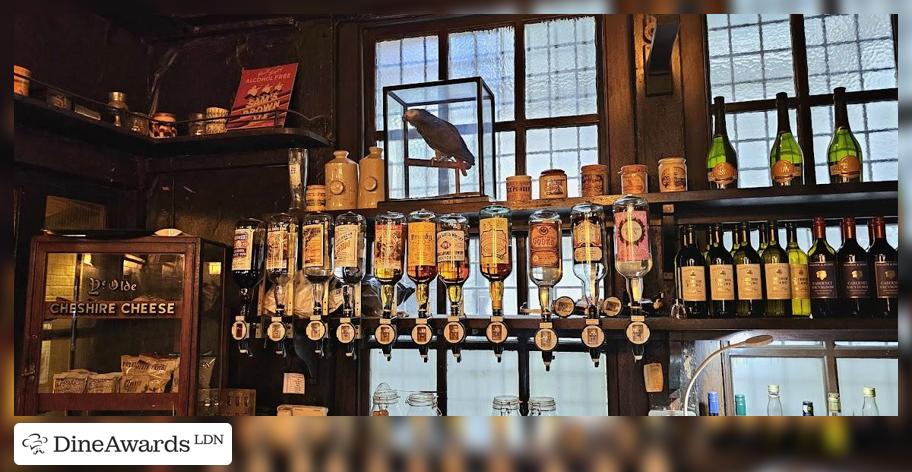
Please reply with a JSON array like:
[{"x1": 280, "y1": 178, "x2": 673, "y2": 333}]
[
  {"x1": 539, "y1": 169, "x2": 568, "y2": 199},
  {"x1": 14, "y1": 65, "x2": 30, "y2": 96},
  {"x1": 619, "y1": 164, "x2": 648, "y2": 194},
  {"x1": 151, "y1": 113, "x2": 177, "y2": 138},
  {"x1": 358, "y1": 146, "x2": 385, "y2": 209},
  {"x1": 325, "y1": 150, "x2": 359, "y2": 210},
  {"x1": 305, "y1": 185, "x2": 327, "y2": 212},
  {"x1": 581, "y1": 164, "x2": 609, "y2": 197},
  {"x1": 658, "y1": 157, "x2": 687, "y2": 192},
  {"x1": 506, "y1": 175, "x2": 532, "y2": 203},
  {"x1": 205, "y1": 107, "x2": 229, "y2": 134}
]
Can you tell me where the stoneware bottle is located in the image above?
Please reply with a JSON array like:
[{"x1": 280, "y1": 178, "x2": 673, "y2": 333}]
[
  {"x1": 325, "y1": 150, "x2": 359, "y2": 210},
  {"x1": 358, "y1": 146, "x2": 385, "y2": 209}
]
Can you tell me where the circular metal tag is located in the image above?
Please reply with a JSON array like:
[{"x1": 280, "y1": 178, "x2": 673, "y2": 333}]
[
  {"x1": 336, "y1": 322, "x2": 356, "y2": 344},
  {"x1": 534, "y1": 328, "x2": 558, "y2": 352},
  {"x1": 231, "y1": 321, "x2": 248, "y2": 341},
  {"x1": 485, "y1": 321, "x2": 508, "y2": 344},
  {"x1": 601, "y1": 296, "x2": 623, "y2": 317},
  {"x1": 375, "y1": 324, "x2": 397, "y2": 346},
  {"x1": 552, "y1": 296, "x2": 576, "y2": 317},
  {"x1": 267, "y1": 320, "x2": 287, "y2": 342},
  {"x1": 305, "y1": 320, "x2": 326, "y2": 341},
  {"x1": 411, "y1": 324, "x2": 433, "y2": 345},
  {"x1": 581, "y1": 325, "x2": 605, "y2": 348},
  {"x1": 443, "y1": 321, "x2": 466, "y2": 344},
  {"x1": 625, "y1": 321, "x2": 651, "y2": 345}
]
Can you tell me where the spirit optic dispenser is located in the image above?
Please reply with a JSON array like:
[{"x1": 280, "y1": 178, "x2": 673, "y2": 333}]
[
  {"x1": 528, "y1": 210, "x2": 562, "y2": 370},
  {"x1": 265, "y1": 213, "x2": 299, "y2": 357},
  {"x1": 334, "y1": 212, "x2": 366, "y2": 359},
  {"x1": 373, "y1": 211, "x2": 405, "y2": 360},
  {"x1": 438, "y1": 213, "x2": 470, "y2": 361},
  {"x1": 612, "y1": 194, "x2": 653, "y2": 360},
  {"x1": 479, "y1": 205, "x2": 513, "y2": 362},
  {"x1": 302, "y1": 211, "x2": 333, "y2": 358},
  {"x1": 407, "y1": 209, "x2": 438, "y2": 362},
  {"x1": 231, "y1": 217, "x2": 266, "y2": 357}
]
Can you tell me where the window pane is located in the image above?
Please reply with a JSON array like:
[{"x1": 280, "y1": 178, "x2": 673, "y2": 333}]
[
  {"x1": 530, "y1": 351, "x2": 608, "y2": 415},
  {"x1": 496, "y1": 131, "x2": 516, "y2": 200},
  {"x1": 525, "y1": 17, "x2": 597, "y2": 119},
  {"x1": 375, "y1": 36, "x2": 439, "y2": 128},
  {"x1": 449, "y1": 27, "x2": 515, "y2": 121},
  {"x1": 730, "y1": 357, "x2": 827, "y2": 416},
  {"x1": 370, "y1": 348, "x2": 438, "y2": 400},
  {"x1": 463, "y1": 238, "x2": 519, "y2": 316},
  {"x1": 707, "y1": 15, "x2": 795, "y2": 102},
  {"x1": 526, "y1": 125, "x2": 599, "y2": 198},
  {"x1": 811, "y1": 102, "x2": 898, "y2": 183},
  {"x1": 805, "y1": 15, "x2": 896, "y2": 94},
  {"x1": 723, "y1": 109, "x2": 798, "y2": 188},
  {"x1": 836, "y1": 358, "x2": 898, "y2": 416},
  {"x1": 835, "y1": 341, "x2": 898, "y2": 347},
  {"x1": 446, "y1": 350, "x2": 519, "y2": 416}
]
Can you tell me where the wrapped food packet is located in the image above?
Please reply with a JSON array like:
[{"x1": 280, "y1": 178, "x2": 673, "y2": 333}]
[
  {"x1": 121, "y1": 355, "x2": 149, "y2": 375},
  {"x1": 53, "y1": 370, "x2": 91, "y2": 393},
  {"x1": 141, "y1": 354, "x2": 179, "y2": 393},
  {"x1": 121, "y1": 374, "x2": 151, "y2": 393},
  {"x1": 86, "y1": 372, "x2": 122, "y2": 393}
]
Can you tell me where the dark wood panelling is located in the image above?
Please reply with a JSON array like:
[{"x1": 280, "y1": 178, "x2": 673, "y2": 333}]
[{"x1": 680, "y1": 14, "x2": 711, "y2": 191}]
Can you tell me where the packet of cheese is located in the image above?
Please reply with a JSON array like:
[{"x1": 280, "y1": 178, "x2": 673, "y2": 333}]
[
  {"x1": 52, "y1": 370, "x2": 91, "y2": 393},
  {"x1": 141, "y1": 354, "x2": 179, "y2": 393},
  {"x1": 86, "y1": 372, "x2": 122, "y2": 393},
  {"x1": 121, "y1": 355, "x2": 149, "y2": 376},
  {"x1": 120, "y1": 374, "x2": 151, "y2": 393}
]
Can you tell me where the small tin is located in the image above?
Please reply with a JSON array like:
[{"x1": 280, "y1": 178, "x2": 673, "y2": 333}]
[
  {"x1": 151, "y1": 112, "x2": 177, "y2": 138},
  {"x1": 305, "y1": 185, "x2": 327, "y2": 212},
  {"x1": 581, "y1": 164, "x2": 609, "y2": 197},
  {"x1": 188, "y1": 112, "x2": 207, "y2": 136},
  {"x1": 129, "y1": 115, "x2": 149, "y2": 135},
  {"x1": 46, "y1": 89, "x2": 72, "y2": 110},
  {"x1": 205, "y1": 107, "x2": 229, "y2": 134},
  {"x1": 619, "y1": 164, "x2": 648, "y2": 194},
  {"x1": 14, "y1": 65, "x2": 30, "y2": 96},
  {"x1": 107, "y1": 91, "x2": 129, "y2": 127},
  {"x1": 506, "y1": 175, "x2": 532, "y2": 202},
  {"x1": 539, "y1": 169, "x2": 568, "y2": 200},
  {"x1": 658, "y1": 157, "x2": 687, "y2": 192}
]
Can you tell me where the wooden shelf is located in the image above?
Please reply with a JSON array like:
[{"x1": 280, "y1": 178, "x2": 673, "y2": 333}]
[
  {"x1": 14, "y1": 94, "x2": 330, "y2": 157},
  {"x1": 38, "y1": 393, "x2": 180, "y2": 412}
]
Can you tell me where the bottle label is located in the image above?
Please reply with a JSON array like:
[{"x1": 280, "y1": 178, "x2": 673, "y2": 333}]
[
  {"x1": 841, "y1": 260, "x2": 870, "y2": 298},
  {"x1": 789, "y1": 263, "x2": 810, "y2": 299},
  {"x1": 709, "y1": 264, "x2": 735, "y2": 301},
  {"x1": 764, "y1": 262, "x2": 792, "y2": 300},
  {"x1": 407, "y1": 221, "x2": 436, "y2": 268},
  {"x1": 736, "y1": 263, "x2": 762, "y2": 300},
  {"x1": 480, "y1": 217, "x2": 510, "y2": 265},
  {"x1": 620, "y1": 172, "x2": 647, "y2": 194},
  {"x1": 266, "y1": 228, "x2": 289, "y2": 270},
  {"x1": 680, "y1": 266, "x2": 707, "y2": 301},
  {"x1": 772, "y1": 159, "x2": 801, "y2": 185},
  {"x1": 581, "y1": 173, "x2": 606, "y2": 196},
  {"x1": 573, "y1": 220, "x2": 603, "y2": 262},
  {"x1": 808, "y1": 261, "x2": 838, "y2": 299},
  {"x1": 708, "y1": 161, "x2": 737, "y2": 187},
  {"x1": 333, "y1": 224, "x2": 360, "y2": 268},
  {"x1": 829, "y1": 155, "x2": 861, "y2": 180},
  {"x1": 282, "y1": 372, "x2": 306, "y2": 395},
  {"x1": 232, "y1": 228, "x2": 255, "y2": 271},
  {"x1": 288, "y1": 162, "x2": 301, "y2": 187},
  {"x1": 437, "y1": 230, "x2": 466, "y2": 263},
  {"x1": 530, "y1": 221, "x2": 561, "y2": 268},
  {"x1": 614, "y1": 210, "x2": 650, "y2": 262},
  {"x1": 874, "y1": 261, "x2": 898, "y2": 298},
  {"x1": 302, "y1": 224, "x2": 324, "y2": 267},
  {"x1": 374, "y1": 223, "x2": 403, "y2": 272}
]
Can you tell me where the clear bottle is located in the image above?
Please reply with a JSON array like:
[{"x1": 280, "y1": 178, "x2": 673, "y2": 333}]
[
  {"x1": 370, "y1": 383, "x2": 402, "y2": 416},
  {"x1": 767, "y1": 384, "x2": 783, "y2": 416},
  {"x1": 266, "y1": 212, "x2": 299, "y2": 356},
  {"x1": 612, "y1": 195, "x2": 653, "y2": 314},
  {"x1": 373, "y1": 212, "x2": 405, "y2": 318},
  {"x1": 479, "y1": 205, "x2": 513, "y2": 316},
  {"x1": 529, "y1": 396, "x2": 557, "y2": 416},
  {"x1": 301, "y1": 212, "x2": 333, "y2": 318},
  {"x1": 827, "y1": 87, "x2": 863, "y2": 183},
  {"x1": 769, "y1": 92, "x2": 804, "y2": 186},
  {"x1": 761, "y1": 221, "x2": 792, "y2": 317},
  {"x1": 734, "y1": 394, "x2": 747, "y2": 416},
  {"x1": 827, "y1": 392, "x2": 842, "y2": 416},
  {"x1": 437, "y1": 214, "x2": 470, "y2": 317},
  {"x1": 491, "y1": 395, "x2": 521, "y2": 416},
  {"x1": 407, "y1": 209, "x2": 439, "y2": 318},
  {"x1": 706, "y1": 96, "x2": 739, "y2": 189},
  {"x1": 571, "y1": 203, "x2": 606, "y2": 317},
  {"x1": 861, "y1": 386, "x2": 879, "y2": 416},
  {"x1": 406, "y1": 392, "x2": 441, "y2": 416},
  {"x1": 675, "y1": 224, "x2": 707, "y2": 318},
  {"x1": 529, "y1": 210, "x2": 563, "y2": 320},
  {"x1": 785, "y1": 223, "x2": 811, "y2": 317},
  {"x1": 288, "y1": 148, "x2": 308, "y2": 211},
  {"x1": 232, "y1": 217, "x2": 266, "y2": 356},
  {"x1": 333, "y1": 212, "x2": 366, "y2": 318}
]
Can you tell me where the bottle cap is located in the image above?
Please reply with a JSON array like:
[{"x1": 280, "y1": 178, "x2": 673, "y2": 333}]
[
  {"x1": 768, "y1": 384, "x2": 780, "y2": 394},
  {"x1": 863, "y1": 386, "x2": 876, "y2": 397}
]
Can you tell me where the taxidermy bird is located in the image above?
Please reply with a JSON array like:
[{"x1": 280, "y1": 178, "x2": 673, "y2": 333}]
[{"x1": 403, "y1": 108, "x2": 476, "y2": 176}]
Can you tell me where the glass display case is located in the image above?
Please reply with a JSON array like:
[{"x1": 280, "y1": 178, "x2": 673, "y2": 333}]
[{"x1": 16, "y1": 235, "x2": 227, "y2": 416}]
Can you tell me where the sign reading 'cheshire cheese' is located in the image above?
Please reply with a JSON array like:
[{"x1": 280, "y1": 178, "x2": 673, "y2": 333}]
[{"x1": 45, "y1": 301, "x2": 180, "y2": 318}]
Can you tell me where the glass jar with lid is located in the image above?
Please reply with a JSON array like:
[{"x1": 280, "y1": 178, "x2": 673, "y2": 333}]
[
  {"x1": 406, "y1": 391, "x2": 441, "y2": 416},
  {"x1": 528, "y1": 396, "x2": 557, "y2": 416},
  {"x1": 491, "y1": 395, "x2": 521, "y2": 416},
  {"x1": 370, "y1": 383, "x2": 402, "y2": 416}
]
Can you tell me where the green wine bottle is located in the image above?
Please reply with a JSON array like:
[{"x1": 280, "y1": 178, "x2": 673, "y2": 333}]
[
  {"x1": 827, "y1": 87, "x2": 863, "y2": 183},
  {"x1": 761, "y1": 220, "x2": 792, "y2": 317},
  {"x1": 770, "y1": 92, "x2": 803, "y2": 186},
  {"x1": 706, "y1": 96, "x2": 739, "y2": 189},
  {"x1": 733, "y1": 222, "x2": 763, "y2": 317},
  {"x1": 785, "y1": 222, "x2": 811, "y2": 317}
]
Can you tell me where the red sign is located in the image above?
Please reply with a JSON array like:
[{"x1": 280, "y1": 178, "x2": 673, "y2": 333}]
[{"x1": 227, "y1": 63, "x2": 298, "y2": 130}]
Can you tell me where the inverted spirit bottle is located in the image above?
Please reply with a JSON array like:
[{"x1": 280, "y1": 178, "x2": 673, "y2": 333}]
[
  {"x1": 373, "y1": 211, "x2": 405, "y2": 359},
  {"x1": 675, "y1": 224, "x2": 707, "y2": 318},
  {"x1": 837, "y1": 217, "x2": 871, "y2": 317},
  {"x1": 571, "y1": 203, "x2": 607, "y2": 317},
  {"x1": 265, "y1": 212, "x2": 299, "y2": 356},
  {"x1": 480, "y1": 205, "x2": 513, "y2": 361},
  {"x1": 438, "y1": 214, "x2": 470, "y2": 361},
  {"x1": 407, "y1": 209, "x2": 438, "y2": 361},
  {"x1": 612, "y1": 195, "x2": 653, "y2": 316},
  {"x1": 867, "y1": 217, "x2": 898, "y2": 317},
  {"x1": 785, "y1": 223, "x2": 811, "y2": 317},
  {"x1": 301, "y1": 211, "x2": 332, "y2": 356},
  {"x1": 828, "y1": 87, "x2": 863, "y2": 183},
  {"x1": 761, "y1": 221, "x2": 791, "y2": 317},
  {"x1": 706, "y1": 223, "x2": 736, "y2": 318},
  {"x1": 706, "y1": 96, "x2": 739, "y2": 189},
  {"x1": 530, "y1": 210, "x2": 563, "y2": 369},
  {"x1": 808, "y1": 218, "x2": 840, "y2": 318},
  {"x1": 769, "y1": 92, "x2": 804, "y2": 186},
  {"x1": 333, "y1": 212, "x2": 365, "y2": 358},
  {"x1": 231, "y1": 217, "x2": 266, "y2": 356},
  {"x1": 767, "y1": 384, "x2": 783, "y2": 416},
  {"x1": 733, "y1": 222, "x2": 763, "y2": 317}
]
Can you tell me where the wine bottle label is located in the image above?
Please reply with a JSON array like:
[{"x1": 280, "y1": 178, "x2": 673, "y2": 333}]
[
  {"x1": 841, "y1": 261, "x2": 870, "y2": 298},
  {"x1": 288, "y1": 162, "x2": 301, "y2": 187},
  {"x1": 302, "y1": 224, "x2": 324, "y2": 267},
  {"x1": 789, "y1": 263, "x2": 810, "y2": 299},
  {"x1": 808, "y1": 261, "x2": 838, "y2": 298},
  {"x1": 437, "y1": 230, "x2": 466, "y2": 263},
  {"x1": 736, "y1": 263, "x2": 762, "y2": 300},
  {"x1": 873, "y1": 261, "x2": 898, "y2": 298},
  {"x1": 680, "y1": 266, "x2": 707, "y2": 301},
  {"x1": 829, "y1": 155, "x2": 861, "y2": 180},
  {"x1": 374, "y1": 223, "x2": 403, "y2": 272},
  {"x1": 266, "y1": 228, "x2": 289, "y2": 270},
  {"x1": 764, "y1": 262, "x2": 792, "y2": 300},
  {"x1": 530, "y1": 222, "x2": 561, "y2": 268},
  {"x1": 614, "y1": 211, "x2": 650, "y2": 262},
  {"x1": 709, "y1": 264, "x2": 735, "y2": 301},
  {"x1": 282, "y1": 372, "x2": 306, "y2": 395},
  {"x1": 232, "y1": 228, "x2": 255, "y2": 271},
  {"x1": 573, "y1": 220, "x2": 603, "y2": 262},
  {"x1": 333, "y1": 224, "x2": 360, "y2": 268},
  {"x1": 407, "y1": 221, "x2": 436, "y2": 268},
  {"x1": 772, "y1": 160, "x2": 801, "y2": 185},
  {"x1": 480, "y1": 217, "x2": 510, "y2": 265},
  {"x1": 708, "y1": 161, "x2": 737, "y2": 186}
]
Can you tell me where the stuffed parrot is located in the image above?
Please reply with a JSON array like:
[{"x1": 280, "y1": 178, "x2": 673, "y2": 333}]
[{"x1": 403, "y1": 108, "x2": 476, "y2": 176}]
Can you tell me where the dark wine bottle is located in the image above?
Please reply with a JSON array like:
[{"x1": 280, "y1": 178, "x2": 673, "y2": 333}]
[
  {"x1": 837, "y1": 217, "x2": 871, "y2": 317},
  {"x1": 808, "y1": 218, "x2": 840, "y2": 318},
  {"x1": 675, "y1": 225, "x2": 708, "y2": 318},
  {"x1": 733, "y1": 222, "x2": 764, "y2": 317},
  {"x1": 706, "y1": 96, "x2": 739, "y2": 189},
  {"x1": 770, "y1": 92, "x2": 804, "y2": 186},
  {"x1": 758, "y1": 221, "x2": 769, "y2": 253},
  {"x1": 761, "y1": 221, "x2": 792, "y2": 317},
  {"x1": 867, "y1": 217, "x2": 897, "y2": 317},
  {"x1": 730, "y1": 224, "x2": 741, "y2": 259},
  {"x1": 827, "y1": 87, "x2": 863, "y2": 183},
  {"x1": 707, "y1": 223, "x2": 736, "y2": 318}
]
